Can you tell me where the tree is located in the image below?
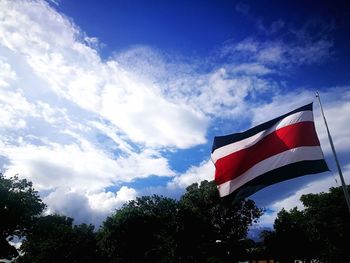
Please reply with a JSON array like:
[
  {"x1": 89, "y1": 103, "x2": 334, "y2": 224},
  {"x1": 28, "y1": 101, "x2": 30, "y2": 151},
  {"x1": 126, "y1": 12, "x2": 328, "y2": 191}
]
[
  {"x1": 300, "y1": 186, "x2": 350, "y2": 262},
  {"x1": 262, "y1": 185, "x2": 350, "y2": 263},
  {"x1": 98, "y1": 181, "x2": 262, "y2": 263},
  {"x1": 0, "y1": 174, "x2": 46, "y2": 260},
  {"x1": 98, "y1": 195, "x2": 178, "y2": 263},
  {"x1": 262, "y1": 208, "x2": 314, "y2": 263},
  {"x1": 17, "y1": 214, "x2": 105, "y2": 263},
  {"x1": 178, "y1": 180, "x2": 262, "y2": 262}
]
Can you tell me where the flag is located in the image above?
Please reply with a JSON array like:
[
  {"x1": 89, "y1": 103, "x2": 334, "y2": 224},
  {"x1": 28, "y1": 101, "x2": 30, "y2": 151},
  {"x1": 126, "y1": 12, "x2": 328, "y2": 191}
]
[{"x1": 211, "y1": 102, "x2": 328, "y2": 201}]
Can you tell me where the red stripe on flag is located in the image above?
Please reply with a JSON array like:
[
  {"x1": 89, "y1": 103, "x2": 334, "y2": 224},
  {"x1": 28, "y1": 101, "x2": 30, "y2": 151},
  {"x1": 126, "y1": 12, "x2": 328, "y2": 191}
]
[{"x1": 214, "y1": 121, "x2": 321, "y2": 185}]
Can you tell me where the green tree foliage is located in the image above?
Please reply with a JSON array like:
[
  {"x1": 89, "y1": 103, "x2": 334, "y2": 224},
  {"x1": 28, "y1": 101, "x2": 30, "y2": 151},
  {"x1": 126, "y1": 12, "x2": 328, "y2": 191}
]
[
  {"x1": 261, "y1": 208, "x2": 313, "y2": 262},
  {"x1": 262, "y1": 185, "x2": 350, "y2": 263},
  {"x1": 1, "y1": 174, "x2": 262, "y2": 262},
  {"x1": 179, "y1": 180, "x2": 262, "y2": 262},
  {"x1": 17, "y1": 214, "x2": 106, "y2": 263},
  {"x1": 98, "y1": 181, "x2": 262, "y2": 263},
  {"x1": 98, "y1": 195, "x2": 178, "y2": 263},
  {"x1": 300, "y1": 186, "x2": 350, "y2": 262},
  {"x1": 0, "y1": 174, "x2": 46, "y2": 260}
]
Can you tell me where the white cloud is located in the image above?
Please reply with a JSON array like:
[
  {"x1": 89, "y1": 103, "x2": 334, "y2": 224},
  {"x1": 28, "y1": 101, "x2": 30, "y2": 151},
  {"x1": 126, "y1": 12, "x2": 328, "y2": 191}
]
[
  {"x1": 165, "y1": 68, "x2": 275, "y2": 119},
  {"x1": 0, "y1": 0, "x2": 211, "y2": 223},
  {"x1": 44, "y1": 188, "x2": 93, "y2": 223},
  {"x1": 250, "y1": 89, "x2": 314, "y2": 125},
  {"x1": 2, "y1": 139, "x2": 174, "y2": 192},
  {"x1": 257, "y1": 45, "x2": 284, "y2": 64},
  {"x1": 3, "y1": 142, "x2": 118, "y2": 191},
  {"x1": 0, "y1": 89, "x2": 31, "y2": 129},
  {"x1": 232, "y1": 63, "x2": 273, "y2": 76},
  {"x1": 313, "y1": 89, "x2": 350, "y2": 154},
  {"x1": 0, "y1": 59, "x2": 17, "y2": 88},
  {"x1": 193, "y1": 69, "x2": 252, "y2": 116},
  {"x1": 0, "y1": 0, "x2": 346, "y2": 228},
  {"x1": 115, "y1": 46, "x2": 276, "y2": 121},
  {"x1": 290, "y1": 37, "x2": 333, "y2": 65},
  {"x1": 88, "y1": 186, "x2": 137, "y2": 213},
  {"x1": 234, "y1": 38, "x2": 259, "y2": 53},
  {"x1": 0, "y1": 0, "x2": 208, "y2": 149},
  {"x1": 168, "y1": 160, "x2": 215, "y2": 189},
  {"x1": 44, "y1": 186, "x2": 137, "y2": 225},
  {"x1": 0, "y1": 0, "x2": 200, "y2": 208},
  {"x1": 99, "y1": 74, "x2": 208, "y2": 148},
  {"x1": 225, "y1": 32, "x2": 332, "y2": 68}
]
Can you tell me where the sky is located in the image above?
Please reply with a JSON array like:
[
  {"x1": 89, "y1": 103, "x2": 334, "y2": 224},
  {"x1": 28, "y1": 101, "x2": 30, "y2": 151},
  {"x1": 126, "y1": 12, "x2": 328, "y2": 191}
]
[{"x1": 1, "y1": 0, "x2": 350, "y2": 228}]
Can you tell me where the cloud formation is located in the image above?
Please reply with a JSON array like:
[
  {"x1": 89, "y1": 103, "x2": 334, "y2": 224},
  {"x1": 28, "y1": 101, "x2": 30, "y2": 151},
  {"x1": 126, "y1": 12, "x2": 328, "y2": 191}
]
[
  {"x1": 44, "y1": 186, "x2": 137, "y2": 225},
  {"x1": 0, "y1": 0, "x2": 345, "y2": 227},
  {"x1": 0, "y1": 0, "x2": 204, "y2": 224}
]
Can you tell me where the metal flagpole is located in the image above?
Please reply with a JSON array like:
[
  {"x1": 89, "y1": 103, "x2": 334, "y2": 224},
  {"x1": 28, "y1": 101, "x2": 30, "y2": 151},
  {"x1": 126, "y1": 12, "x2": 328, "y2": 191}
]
[{"x1": 316, "y1": 91, "x2": 350, "y2": 213}]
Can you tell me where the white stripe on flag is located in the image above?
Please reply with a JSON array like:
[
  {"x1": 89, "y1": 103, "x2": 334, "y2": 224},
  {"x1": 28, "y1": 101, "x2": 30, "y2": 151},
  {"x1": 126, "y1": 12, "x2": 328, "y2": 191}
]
[
  {"x1": 217, "y1": 146, "x2": 324, "y2": 197},
  {"x1": 212, "y1": 110, "x2": 314, "y2": 163}
]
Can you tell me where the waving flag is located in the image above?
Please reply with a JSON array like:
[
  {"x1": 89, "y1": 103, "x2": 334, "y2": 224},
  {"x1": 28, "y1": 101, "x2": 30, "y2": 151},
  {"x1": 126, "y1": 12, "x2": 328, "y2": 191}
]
[{"x1": 211, "y1": 103, "x2": 328, "y2": 201}]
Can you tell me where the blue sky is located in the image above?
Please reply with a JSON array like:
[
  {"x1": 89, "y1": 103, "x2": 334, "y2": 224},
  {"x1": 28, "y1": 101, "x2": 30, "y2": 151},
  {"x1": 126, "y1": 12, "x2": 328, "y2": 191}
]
[{"x1": 1, "y1": 0, "x2": 350, "y2": 227}]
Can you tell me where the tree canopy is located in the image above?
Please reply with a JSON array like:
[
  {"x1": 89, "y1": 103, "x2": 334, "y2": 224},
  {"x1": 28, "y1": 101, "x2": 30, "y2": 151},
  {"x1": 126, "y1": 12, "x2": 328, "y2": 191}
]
[
  {"x1": 98, "y1": 180, "x2": 262, "y2": 263},
  {"x1": 17, "y1": 215, "x2": 105, "y2": 263},
  {"x1": 261, "y1": 185, "x2": 350, "y2": 263},
  {"x1": 98, "y1": 195, "x2": 178, "y2": 263},
  {"x1": 7, "y1": 172, "x2": 350, "y2": 263},
  {"x1": 1, "y1": 176, "x2": 262, "y2": 263},
  {"x1": 178, "y1": 180, "x2": 262, "y2": 262},
  {"x1": 0, "y1": 174, "x2": 46, "y2": 260}
]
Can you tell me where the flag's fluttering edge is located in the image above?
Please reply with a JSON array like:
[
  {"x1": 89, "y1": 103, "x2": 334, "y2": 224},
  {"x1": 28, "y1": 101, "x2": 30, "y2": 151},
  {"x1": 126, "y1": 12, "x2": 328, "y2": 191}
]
[{"x1": 211, "y1": 103, "x2": 329, "y2": 201}]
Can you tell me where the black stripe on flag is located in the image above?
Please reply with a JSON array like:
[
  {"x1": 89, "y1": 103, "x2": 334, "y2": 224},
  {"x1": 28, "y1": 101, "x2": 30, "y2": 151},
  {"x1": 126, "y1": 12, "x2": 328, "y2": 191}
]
[{"x1": 222, "y1": 159, "x2": 329, "y2": 203}]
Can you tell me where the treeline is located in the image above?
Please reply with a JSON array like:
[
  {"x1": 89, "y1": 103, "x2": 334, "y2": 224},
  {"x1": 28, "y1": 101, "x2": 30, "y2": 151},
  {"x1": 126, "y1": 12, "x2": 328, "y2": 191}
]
[
  {"x1": 1, "y1": 176, "x2": 262, "y2": 262},
  {"x1": 258, "y1": 186, "x2": 350, "y2": 263},
  {"x1": 1, "y1": 174, "x2": 350, "y2": 263}
]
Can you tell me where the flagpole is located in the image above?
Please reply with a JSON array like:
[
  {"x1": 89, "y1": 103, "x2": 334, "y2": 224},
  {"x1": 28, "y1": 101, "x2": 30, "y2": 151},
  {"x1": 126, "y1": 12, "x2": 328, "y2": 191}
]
[{"x1": 315, "y1": 91, "x2": 350, "y2": 213}]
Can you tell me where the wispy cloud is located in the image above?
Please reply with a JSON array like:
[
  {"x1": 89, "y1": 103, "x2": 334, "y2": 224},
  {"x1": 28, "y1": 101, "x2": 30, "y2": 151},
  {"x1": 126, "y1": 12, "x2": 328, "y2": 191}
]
[
  {"x1": 0, "y1": 0, "x2": 203, "y2": 224},
  {"x1": 0, "y1": 0, "x2": 208, "y2": 150},
  {"x1": 0, "y1": 0, "x2": 347, "y2": 226},
  {"x1": 223, "y1": 6, "x2": 333, "y2": 69},
  {"x1": 236, "y1": 2, "x2": 285, "y2": 36},
  {"x1": 223, "y1": 35, "x2": 332, "y2": 68}
]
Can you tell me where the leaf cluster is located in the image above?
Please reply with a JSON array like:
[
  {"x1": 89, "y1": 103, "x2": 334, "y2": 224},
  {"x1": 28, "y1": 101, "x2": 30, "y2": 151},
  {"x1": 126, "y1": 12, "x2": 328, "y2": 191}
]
[
  {"x1": 1, "y1": 175, "x2": 262, "y2": 263},
  {"x1": 17, "y1": 215, "x2": 105, "y2": 263},
  {"x1": 0, "y1": 174, "x2": 46, "y2": 259},
  {"x1": 98, "y1": 180, "x2": 262, "y2": 263},
  {"x1": 261, "y1": 185, "x2": 350, "y2": 263}
]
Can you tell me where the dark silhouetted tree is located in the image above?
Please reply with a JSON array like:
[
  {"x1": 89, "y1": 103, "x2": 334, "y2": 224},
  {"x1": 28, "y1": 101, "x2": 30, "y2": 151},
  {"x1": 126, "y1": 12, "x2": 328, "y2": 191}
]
[
  {"x1": 0, "y1": 174, "x2": 46, "y2": 260},
  {"x1": 262, "y1": 185, "x2": 350, "y2": 263},
  {"x1": 178, "y1": 180, "x2": 262, "y2": 262},
  {"x1": 17, "y1": 214, "x2": 105, "y2": 263},
  {"x1": 98, "y1": 181, "x2": 262, "y2": 263},
  {"x1": 98, "y1": 195, "x2": 178, "y2": 263},
  {"x1": 300, "y1": 185, "x2": 350, "y2": 262},
  {"x1": 262, "y1": 208, "x2": 313, "y2": 263}
]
